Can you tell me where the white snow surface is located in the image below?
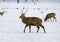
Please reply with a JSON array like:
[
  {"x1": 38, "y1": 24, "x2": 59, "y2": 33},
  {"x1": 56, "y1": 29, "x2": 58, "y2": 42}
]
[{"x1": 0, "y1": 2, "x2": 60, "y2": 42}]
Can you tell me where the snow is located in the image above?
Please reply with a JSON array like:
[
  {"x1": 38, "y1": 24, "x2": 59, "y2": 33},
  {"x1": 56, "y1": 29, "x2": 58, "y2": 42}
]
[
  {"x1": 0, "y1": 33, "x2": 59, "y2": 42},
  {"x1": 0, "y1": 2, "x2": 60, "y2": 42}
]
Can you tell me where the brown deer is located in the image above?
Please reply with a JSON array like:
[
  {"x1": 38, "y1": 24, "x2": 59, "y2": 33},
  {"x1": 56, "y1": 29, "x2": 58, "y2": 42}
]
[
  {"x1": 0, "y1": 11, "x2": 5, "y2": 16},
  {"x1": 19, "y1": 8, "x2": 46, "y2": 33},
  {"x1": 44, "y1": 12, "x2": 57, "y2": 22}
]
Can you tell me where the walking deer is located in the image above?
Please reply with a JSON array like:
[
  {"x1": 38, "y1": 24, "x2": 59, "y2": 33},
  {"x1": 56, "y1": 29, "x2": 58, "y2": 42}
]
[
  {"x1": 19, "y1": 8, "x2": 46, "y2": 33},
  {"x1": 44, "y1": 12, "x2": 57, "y2": 22},
  {"x1": 0, "y1": 11, "x2": 5, "y2": 16}
]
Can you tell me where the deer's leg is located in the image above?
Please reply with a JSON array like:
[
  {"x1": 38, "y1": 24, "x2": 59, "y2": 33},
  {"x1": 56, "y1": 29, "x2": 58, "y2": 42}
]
[
  {"x1": 48, "y1": 19, "x2": 50, "y2": 22},
  {"x1": 47, "y1": 18, "x2": 49, "y2": 22},
  {"x1": 40, "y1": 24, "x2": 46, "y2": 33},
  {"x1": 53, "y1": 17, "x2": 54, "y2": 22},
  {"x1": 53, "y1": 17, "x2": 55, "y2": 22},
  {"x1": 54, "y1": 17, "x2": 57, "y2": 22},
  {"x1": 55, "y1": 17, "x2": 57, "y2": 22},
  {"x1": 24, "y1": 25, "x2": 28, "y2": 33},
  {"x1": 50, "y1": 18, "x2": 52, "y2": 22},
  {"x1": 36, "y1": 26, "x2": 40, "y2": 33},
  {"x1": 29, "y1": 25, "x2": 31, "y2": 33}
]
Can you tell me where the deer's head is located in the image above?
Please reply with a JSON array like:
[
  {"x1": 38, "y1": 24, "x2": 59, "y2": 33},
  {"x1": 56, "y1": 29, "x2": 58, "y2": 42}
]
[
  {"x1": 19, "y1": 13, "x2": 25, "y2": 19},
  {"x1": 19, "y1": 7, "x2": 28, "y2": 19}
]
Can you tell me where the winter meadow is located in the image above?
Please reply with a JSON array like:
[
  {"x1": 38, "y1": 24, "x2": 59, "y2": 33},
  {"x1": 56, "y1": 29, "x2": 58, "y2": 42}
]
[{"x1": 0, "y1": 0, "x2": 60, "y2": 42}]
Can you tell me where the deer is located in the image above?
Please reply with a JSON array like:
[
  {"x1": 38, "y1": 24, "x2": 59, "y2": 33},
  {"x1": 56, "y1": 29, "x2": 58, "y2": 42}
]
[
  {"x1": 0, "y1": 11, "x2": 5, "y2": 16},
  {"x1": 19, "y1": 8, "x2": 46, "y2": 33},
  {"x1": 44, "y1": 12, "x2": 57, "y2": 22}
]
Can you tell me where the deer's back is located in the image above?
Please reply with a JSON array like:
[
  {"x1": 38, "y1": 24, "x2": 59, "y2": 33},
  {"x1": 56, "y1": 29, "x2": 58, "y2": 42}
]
[
  {"x1": 22, "y1": 17, "x2": 42, "y2": 25},
  {"x1": 47, "y1": 13, "x2": 55, "y2": 18}
]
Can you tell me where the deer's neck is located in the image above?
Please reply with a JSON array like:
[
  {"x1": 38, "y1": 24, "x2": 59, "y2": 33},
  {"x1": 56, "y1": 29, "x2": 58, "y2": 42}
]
[{"x1": 21, "y1": 16, "x2": 27, "y2": 23}]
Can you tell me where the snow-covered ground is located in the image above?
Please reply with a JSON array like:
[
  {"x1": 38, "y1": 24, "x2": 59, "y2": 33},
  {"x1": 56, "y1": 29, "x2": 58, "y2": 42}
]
[{"x1": 0, "y1": 2, "x2": 60, "y2": 42}]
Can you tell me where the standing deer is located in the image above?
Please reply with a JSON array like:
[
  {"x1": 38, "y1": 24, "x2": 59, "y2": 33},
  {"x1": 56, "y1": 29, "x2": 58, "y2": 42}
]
[
  {"x1": 19, "y1": 8, "x2": 46, "y2": 33},
  {"x1": 0, "y1": 11, "x2": 5, "y2": 16},
  {"x1": 44, "y1": 12, "x2": 57, "y2": 22}
]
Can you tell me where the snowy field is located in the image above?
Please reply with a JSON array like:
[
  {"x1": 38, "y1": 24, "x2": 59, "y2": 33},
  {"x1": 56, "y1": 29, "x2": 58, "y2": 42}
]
[{"x1": 0, "y1": 2, "x2": 60, "y2": 42}]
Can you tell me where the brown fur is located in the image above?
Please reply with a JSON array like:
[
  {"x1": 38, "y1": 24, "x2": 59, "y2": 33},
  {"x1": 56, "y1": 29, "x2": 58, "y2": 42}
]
[
  {"x1": 0, "y1": 11, "x2": 5, "y2": 16},
  {"x1": 19, "y1": 13, "x2": 46, "y2": 33},
  {"x1": 44, "y1": 12, "x2": 57, "y2": 22}
]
